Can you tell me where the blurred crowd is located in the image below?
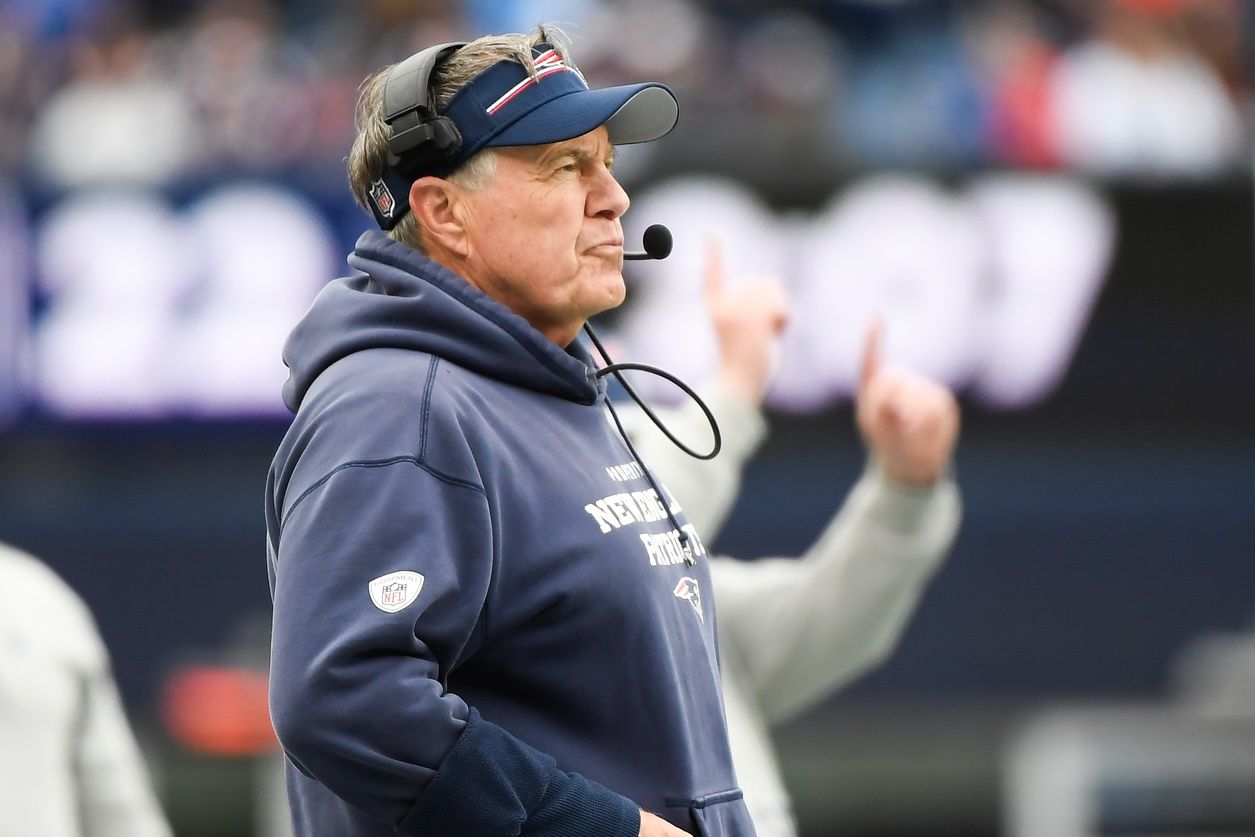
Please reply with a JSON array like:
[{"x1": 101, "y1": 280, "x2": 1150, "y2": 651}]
[{"x1": 1, "y1": 0, "x2": 1252, "y2": 189}]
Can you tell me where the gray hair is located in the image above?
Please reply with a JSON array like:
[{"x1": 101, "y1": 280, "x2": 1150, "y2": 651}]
[{"x1": 347, "y1": 25, "x2": 574, "y2": 251}]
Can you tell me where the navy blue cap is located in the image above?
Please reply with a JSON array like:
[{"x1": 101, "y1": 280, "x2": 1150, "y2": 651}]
[{"x1": 368, "y1": 44, "x2": 678, "y2": 230}]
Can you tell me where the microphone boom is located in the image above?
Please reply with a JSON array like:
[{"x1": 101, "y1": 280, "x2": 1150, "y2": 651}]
[{"x1": 623, "y1": 224, "x2": 673, "y2": 261}]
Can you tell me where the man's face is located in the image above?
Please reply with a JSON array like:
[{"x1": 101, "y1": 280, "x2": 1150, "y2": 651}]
[{"x1": 457, "y1": 126, "x2": 630, "y2": 346}]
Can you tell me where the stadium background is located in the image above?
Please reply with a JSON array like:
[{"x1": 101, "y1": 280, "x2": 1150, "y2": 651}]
[{"x1": 0, "y1": 0, "x2": 1253, "y2": 834}]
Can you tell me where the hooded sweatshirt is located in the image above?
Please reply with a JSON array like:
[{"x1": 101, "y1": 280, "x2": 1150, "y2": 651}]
[{"x1": 266, "y1": 230, "x2": 755, "y2": 837}]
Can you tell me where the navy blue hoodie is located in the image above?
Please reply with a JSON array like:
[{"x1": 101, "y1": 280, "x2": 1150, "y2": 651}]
[{"x1": 266, "y1": 231, "x2": 755, "y2": 836}]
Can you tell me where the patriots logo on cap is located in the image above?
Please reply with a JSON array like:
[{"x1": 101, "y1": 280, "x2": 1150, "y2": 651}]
[
  {"x1": 369, "y1": 179, "x2": 396, "y2": 218},
  {"x1": 486, "y1": 48, "x2": 587, "y2": 116},
  {"x1": 673, "y1": 576, "x2": 703, "y2": 622}
]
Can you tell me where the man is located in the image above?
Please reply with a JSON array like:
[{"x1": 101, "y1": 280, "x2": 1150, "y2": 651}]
[
  {"x1": 625, "y1": 248, "x2": 962, "y2": 836},
  {"x1": 0, "y1": 542, "x2": 172, "y2": 837},
  {"x1": 265, "y1": 29, "x2": 750, "y2": 837}
]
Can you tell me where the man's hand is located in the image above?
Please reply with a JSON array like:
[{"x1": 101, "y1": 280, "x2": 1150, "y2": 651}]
[
  {"x1": 856, "y1": 320, "x2": 960, "y2": 487},
  {"x1": 640, "y1": 810, "x2": 693, "y2": 836},
  {"x1": 705, "y1": 238, "x2": 790, "y2": 408}
]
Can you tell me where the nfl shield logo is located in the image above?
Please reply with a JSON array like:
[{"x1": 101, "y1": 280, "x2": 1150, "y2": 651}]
[
  {"x1": 368, "y1": 571, "x2": 424, "y2": 613},
  {"x1": 369, "y1": 179, "x2": 396, "y2": 218}
]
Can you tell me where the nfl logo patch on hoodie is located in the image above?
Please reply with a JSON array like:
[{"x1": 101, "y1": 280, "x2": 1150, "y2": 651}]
[{"x1": 368, "y1": 571, "x2": 424, "y2": 613}]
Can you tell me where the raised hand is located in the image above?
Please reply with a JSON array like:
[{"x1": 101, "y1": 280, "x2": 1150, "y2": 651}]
[
  {"x1": 856, "y1": 320, "x2": 960, "y2": 487},
  {"x1": 705, "y1": 238, "x2": 790, "y2": 408}
]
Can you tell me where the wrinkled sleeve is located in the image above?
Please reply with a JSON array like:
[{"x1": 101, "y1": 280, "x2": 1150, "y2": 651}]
[
  {"x1": 711, "y1": 466, "x2": 962, "y2": 724},
  {"x1": 269, "y1": 459, "x2": 639, "y2": 837}
]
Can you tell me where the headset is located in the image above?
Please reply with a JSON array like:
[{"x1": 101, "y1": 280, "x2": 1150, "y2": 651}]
[{"x1": 382, "y1": 41, "x2": 468, "y2": 174}]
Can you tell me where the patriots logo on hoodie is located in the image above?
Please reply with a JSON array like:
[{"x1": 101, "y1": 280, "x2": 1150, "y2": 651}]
[{"x1": 672, "y1": 576, "x2": 703, "y2": 622}]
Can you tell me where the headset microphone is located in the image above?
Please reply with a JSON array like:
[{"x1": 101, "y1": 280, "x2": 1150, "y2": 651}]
[
  {"x1": 588, "y1": 218, "x2": 721, "y2": 467},
  {"x1": 623, "y1": 224, "x2": 673, "y2": 261}
]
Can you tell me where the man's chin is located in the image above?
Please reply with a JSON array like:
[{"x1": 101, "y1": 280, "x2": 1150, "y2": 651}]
[{"x1": 603, "y1": 274, "x2": 627, "y2": 308}]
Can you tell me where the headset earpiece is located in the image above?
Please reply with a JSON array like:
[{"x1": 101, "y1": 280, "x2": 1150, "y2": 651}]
[
  {"x1": 386, "y1": 116, "x2": 462, "y2": 172},
  {"x1": 382, "y1": 41, "x2": 468, "y2": 174}
]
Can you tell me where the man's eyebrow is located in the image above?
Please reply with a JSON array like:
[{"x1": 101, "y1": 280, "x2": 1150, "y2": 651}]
[{"x1": 540, "y1": 144, "x2": 616, "y2": 169}]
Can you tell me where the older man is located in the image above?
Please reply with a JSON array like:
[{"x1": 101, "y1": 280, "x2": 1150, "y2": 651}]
[{"x1": 265, "y1": 29, "x2": 748, "y2": 837}]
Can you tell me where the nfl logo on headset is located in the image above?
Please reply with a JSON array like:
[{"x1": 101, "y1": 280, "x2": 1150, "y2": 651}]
[{"x1": 369, "y1": 179, "x2": 396, "y2": 218}]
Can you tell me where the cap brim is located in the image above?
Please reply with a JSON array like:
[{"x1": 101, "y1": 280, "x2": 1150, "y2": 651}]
[{"x1": 487, "y1": 82, "x2": 678, "y2": 149}]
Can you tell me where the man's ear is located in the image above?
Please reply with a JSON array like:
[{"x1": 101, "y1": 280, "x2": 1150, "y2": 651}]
[{"x1": 409, "y1": 177, "x2": 468, "y2": 257}]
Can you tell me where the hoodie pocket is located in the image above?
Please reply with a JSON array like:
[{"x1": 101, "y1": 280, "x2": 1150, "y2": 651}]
[{"x1": 665, "y1": 789, "x2": 744, "y2": 837}]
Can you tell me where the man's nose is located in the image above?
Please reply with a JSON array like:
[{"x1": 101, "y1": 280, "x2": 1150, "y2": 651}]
[{"x1": 589, "y1": 164, "x2": 630, "y2": 220}]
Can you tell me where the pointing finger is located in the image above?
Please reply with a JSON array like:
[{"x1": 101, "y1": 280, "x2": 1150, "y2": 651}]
[
  {"x1": 860, "y1": 317, "x2": 884, "y2": 394},
  {"x1": 703, "y1": 236, "x2": 725, "y2": 308}
]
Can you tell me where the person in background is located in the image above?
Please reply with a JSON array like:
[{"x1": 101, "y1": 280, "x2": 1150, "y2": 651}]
[
  {"x1": 1049, "y1": 0, "x2": 1242, "y2": 176},
  {"x1": 625, "y1": 244, "x2": 962, "y2": 836},
  {"x1": 0, "y1": 541, "x2": 172, "y2": 837}
]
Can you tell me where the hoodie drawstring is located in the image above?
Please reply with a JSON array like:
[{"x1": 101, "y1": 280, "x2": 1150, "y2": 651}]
[{"x1": 582, "y1": 323, "x2": 722, "y2": 564}]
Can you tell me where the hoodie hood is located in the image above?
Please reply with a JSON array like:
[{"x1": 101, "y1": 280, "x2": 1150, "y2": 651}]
[{"x1": 282, "y1": 230, "x2": 603, "y2": 412}]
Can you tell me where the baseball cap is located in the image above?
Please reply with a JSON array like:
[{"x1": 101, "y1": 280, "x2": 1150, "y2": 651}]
[{"x1": 368, "y1": 43, "x2": 679, "y2": 230}]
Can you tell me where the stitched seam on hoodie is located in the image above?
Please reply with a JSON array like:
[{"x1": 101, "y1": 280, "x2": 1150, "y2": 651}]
[
  {"x1": 411, "y1": 355, "x2": 496, "y2": 651},
  {"x1": 419, "y1": 356, "x2": 440, "y2": 465},
  {"x1": 280, "y1": 456, "x2": 485, "y2": 534}
]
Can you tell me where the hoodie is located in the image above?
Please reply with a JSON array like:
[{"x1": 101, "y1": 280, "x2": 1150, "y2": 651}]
[{"x1": 265, "y1": 230, "x2": 754, "y2": 837}]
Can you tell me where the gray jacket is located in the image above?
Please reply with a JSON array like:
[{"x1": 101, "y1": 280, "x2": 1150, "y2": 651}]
[{"x1": 626, "y1": 389, "x2": 961, "y2": 837}]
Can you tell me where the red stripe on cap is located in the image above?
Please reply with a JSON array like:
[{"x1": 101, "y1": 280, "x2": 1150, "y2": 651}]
[{"x1": 485, "y1": 52, "x2": 573, "y2": 115}]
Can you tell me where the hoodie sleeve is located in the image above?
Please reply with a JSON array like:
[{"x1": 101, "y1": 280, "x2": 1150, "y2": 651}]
[{"x1": 269, "y1": 458, "x2": 640, "y2": 836}]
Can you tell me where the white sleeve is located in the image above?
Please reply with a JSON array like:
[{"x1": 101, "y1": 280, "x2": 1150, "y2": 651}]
[
  {"x1": 76, "y1": 665, "x2": 174, "y2": 837},
  {"x1": 711, "y1": 465, "x2": 961, "y2": 725},
  {"x1": 64, "y1": 588, "x2": 172, "y2": 837},
  {"x1": 621, "y1": 387, "x2": 768, "y2": 539}
]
